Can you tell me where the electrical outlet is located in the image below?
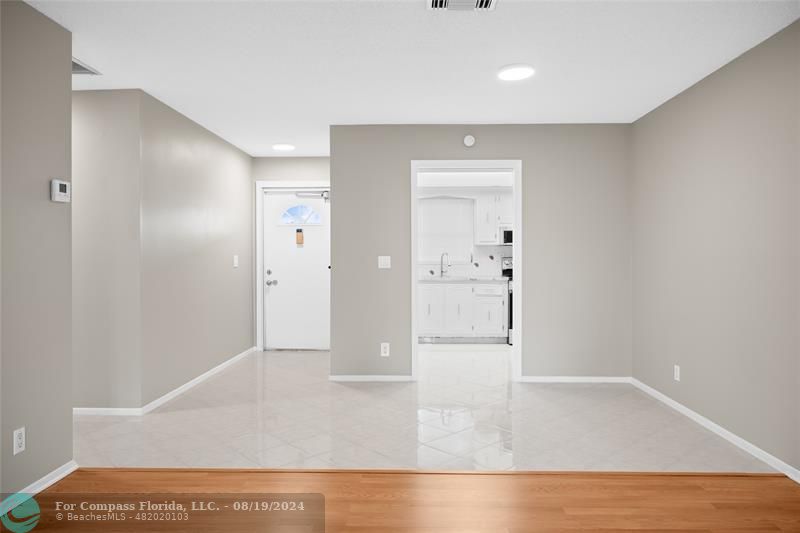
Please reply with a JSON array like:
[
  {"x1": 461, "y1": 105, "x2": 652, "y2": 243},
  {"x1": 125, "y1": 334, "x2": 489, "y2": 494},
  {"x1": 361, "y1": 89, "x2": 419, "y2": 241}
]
[
  {"x1": 13, "y1": 427, "x2": 25, "y2": 455},
  {"x1": 380, "y1": 342, "x2": 390, "y2": 357},
  {"x1": 673, "y1": 364, "x2": 681, "y2": 382},
  {"x1": 377, "y1": 256, "x2": 391, "y2": 269}
]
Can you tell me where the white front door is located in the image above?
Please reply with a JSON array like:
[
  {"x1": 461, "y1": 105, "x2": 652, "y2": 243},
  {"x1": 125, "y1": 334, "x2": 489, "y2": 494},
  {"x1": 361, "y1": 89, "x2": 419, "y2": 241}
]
[{"x1": 263, "y1": 191, "x2": 330, "y2": 350}]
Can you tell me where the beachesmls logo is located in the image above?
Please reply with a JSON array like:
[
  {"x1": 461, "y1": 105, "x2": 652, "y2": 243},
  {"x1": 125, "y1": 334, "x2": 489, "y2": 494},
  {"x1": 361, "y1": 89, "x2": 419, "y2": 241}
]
[{"x1": 0, "y1": 495, "x2": 40, "y2": 533}]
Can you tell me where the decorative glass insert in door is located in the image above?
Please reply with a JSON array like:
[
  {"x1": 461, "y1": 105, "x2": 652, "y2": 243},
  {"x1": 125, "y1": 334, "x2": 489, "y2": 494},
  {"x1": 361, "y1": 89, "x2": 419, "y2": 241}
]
[{"x1": 280, "y1": 204, "x2": 321, "y2": 225}]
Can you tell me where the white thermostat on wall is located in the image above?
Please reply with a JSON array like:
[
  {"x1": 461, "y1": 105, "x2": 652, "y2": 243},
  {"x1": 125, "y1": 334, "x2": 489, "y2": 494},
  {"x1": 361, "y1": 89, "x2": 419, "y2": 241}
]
[{"x1": 50, "y1": 179, "x2": 71, "y2": 203}]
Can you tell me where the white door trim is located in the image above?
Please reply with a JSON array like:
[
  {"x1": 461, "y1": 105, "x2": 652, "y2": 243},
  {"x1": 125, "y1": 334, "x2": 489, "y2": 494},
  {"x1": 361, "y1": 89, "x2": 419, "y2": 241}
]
[
  {"x1": 410, "y1": 160, "x2": 523, "y2": 381},
  {"x1": 255, "y1": 180, "x2": 330, "y2": 350}
]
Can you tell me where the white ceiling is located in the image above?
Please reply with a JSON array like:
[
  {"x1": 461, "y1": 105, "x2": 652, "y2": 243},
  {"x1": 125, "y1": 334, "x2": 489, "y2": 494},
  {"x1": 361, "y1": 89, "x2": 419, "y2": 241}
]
[{"x1": 31, "y1": 0, "x2": 800, "y2": 157}]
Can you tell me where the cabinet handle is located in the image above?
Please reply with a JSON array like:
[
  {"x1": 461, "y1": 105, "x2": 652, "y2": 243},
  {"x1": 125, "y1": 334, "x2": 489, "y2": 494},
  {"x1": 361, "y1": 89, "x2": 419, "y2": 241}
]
[
  {"x1": 427, "y1": 303, "x2": 431, "y2": 316},
  {"x1": 457, "y1": 304, "x2": 461, "y2": 315}
]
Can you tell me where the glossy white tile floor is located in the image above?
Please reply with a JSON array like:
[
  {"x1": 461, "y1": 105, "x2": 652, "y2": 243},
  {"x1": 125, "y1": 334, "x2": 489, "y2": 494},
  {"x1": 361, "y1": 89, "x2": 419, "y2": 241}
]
[{"x1": 74, "y1": 345, "x2": 772, "y2": 472}]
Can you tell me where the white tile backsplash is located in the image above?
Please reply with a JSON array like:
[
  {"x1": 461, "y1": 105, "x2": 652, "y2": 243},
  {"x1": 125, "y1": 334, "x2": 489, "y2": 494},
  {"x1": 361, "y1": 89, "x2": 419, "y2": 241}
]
[{"x1": 418, "y1": 245, "x2": 510, "y2": 279}]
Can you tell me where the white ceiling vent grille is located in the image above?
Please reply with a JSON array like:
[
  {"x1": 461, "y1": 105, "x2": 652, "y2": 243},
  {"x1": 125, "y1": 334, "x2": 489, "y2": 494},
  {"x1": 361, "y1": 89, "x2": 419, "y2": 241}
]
[
  {"x1": 429, "y1": 0, "x2": 497, "y2": 11},
  {"x1": 72, "y1": 58, "x2": 100, "y2": 75}
]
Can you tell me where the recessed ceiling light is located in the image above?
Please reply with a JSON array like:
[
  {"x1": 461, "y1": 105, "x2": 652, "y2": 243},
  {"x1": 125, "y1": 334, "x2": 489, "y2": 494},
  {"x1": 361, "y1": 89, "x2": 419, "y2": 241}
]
[
  {"x1": 497, "y1": 64, "x2": 535, "y2": 82},
  {"x1": 272, "y1": 143, "x2": 296, "y2": 152}
]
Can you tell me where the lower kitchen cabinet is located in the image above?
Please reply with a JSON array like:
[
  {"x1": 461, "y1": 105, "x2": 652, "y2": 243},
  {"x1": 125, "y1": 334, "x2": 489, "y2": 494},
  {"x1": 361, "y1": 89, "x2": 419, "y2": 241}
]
[
  {"x1": 444, "y1": 284, "x2": 474, "y2": 336},
  {"x1": 418, "y1": 284, "x2": 445, "y2": 335},
  {"x1": 417, "y1": 282, "x2": 507, "y2": 339},
  {"x1": 474, "y1": 297, "x2": 506, "y2": 336}
]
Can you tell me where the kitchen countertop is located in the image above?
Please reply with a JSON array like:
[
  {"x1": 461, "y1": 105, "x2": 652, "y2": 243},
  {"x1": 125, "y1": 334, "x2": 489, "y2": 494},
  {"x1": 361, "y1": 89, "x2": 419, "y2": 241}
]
[{"x1": 418, "y1": 276, "x2": 510, "y2": 283}]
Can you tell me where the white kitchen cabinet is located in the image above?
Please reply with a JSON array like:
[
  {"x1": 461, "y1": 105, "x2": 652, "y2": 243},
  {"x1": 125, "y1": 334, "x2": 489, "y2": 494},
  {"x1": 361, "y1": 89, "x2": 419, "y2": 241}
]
[
  {"x1": 496, "y1": 191, "x2": 513, "y2": 226},
  {"x1": 444, "y1": 284, "x2": 474, "y2": 336},
  {"x1": 474, "y1": 296, "x2": 506, "y2": 337},
  {"x1": 418, "y1": 284, "x2": 445, "y2": 335},
  {"x1": 418, "y1": 282, "x2": 507, "y2": 339},
  {"x1": 475, "y1": 194, "x2": 498, "y2": 244}
]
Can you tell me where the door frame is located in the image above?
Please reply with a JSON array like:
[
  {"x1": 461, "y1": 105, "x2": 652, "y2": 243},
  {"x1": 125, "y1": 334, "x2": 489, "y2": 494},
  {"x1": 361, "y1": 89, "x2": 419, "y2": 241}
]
[
  {"x1": 254, "y1": 180, "x2": 330, "y2": 351},
  {"x1": 410, "y1": 160, "x2": 523, "y2": 381}
]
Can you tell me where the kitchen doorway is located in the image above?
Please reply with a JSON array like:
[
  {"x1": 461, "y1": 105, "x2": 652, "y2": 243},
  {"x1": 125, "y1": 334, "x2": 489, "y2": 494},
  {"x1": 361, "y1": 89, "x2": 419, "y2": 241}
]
[
  {"x1": 410, "y1": 161, "x2": 522, "y2": 381},
  {"x1": 255, "y1": 181, "x2": 331, "y2": 350}
]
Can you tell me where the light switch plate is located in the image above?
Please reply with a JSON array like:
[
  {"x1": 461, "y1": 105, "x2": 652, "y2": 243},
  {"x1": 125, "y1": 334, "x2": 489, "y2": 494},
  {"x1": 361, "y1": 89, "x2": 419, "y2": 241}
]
[
  {"x1": 378, "y1": 256, "x2": 391, "y2": 269},
  {"x1": 233, "y1": 255, "x2": 239, "y2": 268},
  {"x1": 673, "y1": 364, "x2": 681, "y2": 382}
]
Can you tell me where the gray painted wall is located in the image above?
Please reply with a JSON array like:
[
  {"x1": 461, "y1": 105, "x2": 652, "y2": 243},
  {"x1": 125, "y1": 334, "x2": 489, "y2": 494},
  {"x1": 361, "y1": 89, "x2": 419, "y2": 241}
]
[
  {"x1": 252, "y1": 157, "x2": 329, "y2": 183},
  {"x1": 1, "y1": 1, "x2": 72, "y2": 493},
  {"x1": 71, "y1": 90, "x2": 254, "y2": 408},
  {"x1": 139, "y1": 93, "x2": 254, "y2": 404},
  {"x1": 330, "y1": 125, "x2": 632, "y2": 377},
  {"x1": 72, "y1": 91, "x2": 142, "y2": 408},
  {"x1": 1, "y1": 0, "x2": 5, "y2": 488},
  {"x1": 632, "y1": 21, "x2": 800, "y2": 468}
]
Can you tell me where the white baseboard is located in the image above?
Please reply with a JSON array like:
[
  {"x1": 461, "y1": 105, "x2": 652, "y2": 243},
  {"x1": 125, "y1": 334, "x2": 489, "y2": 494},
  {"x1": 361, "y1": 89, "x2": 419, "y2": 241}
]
[
  {"x1": 140, "y1": 346, "x2": 256, "y2": 414},
  {"x1": 519, "y1": 376, "x2": 632, "y2": 383},
  {"x1": 329, "y1": 375, "x2": 414, "y2": 382},
  {"x1": 519, "y1": 375, "x2": 800, "y2": 483},
  {"x1": 73, "y1": 346, "x2": 257, "y2": 417},
  {"x1": 0, "y1": 460, "x2": 78, "y2": 515},
  {"x1": 631, "y1": 378, "x2": 800, "y2": 484},
  {"x1": 68, "y1": 356, "x2": 800, "y2": 484}
]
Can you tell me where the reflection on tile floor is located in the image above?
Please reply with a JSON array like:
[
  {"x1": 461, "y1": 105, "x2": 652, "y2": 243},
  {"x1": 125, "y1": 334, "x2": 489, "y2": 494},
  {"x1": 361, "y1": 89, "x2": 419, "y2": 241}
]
[{"x1": 74, "y1": 345, "x2": 772, "y2": 472}]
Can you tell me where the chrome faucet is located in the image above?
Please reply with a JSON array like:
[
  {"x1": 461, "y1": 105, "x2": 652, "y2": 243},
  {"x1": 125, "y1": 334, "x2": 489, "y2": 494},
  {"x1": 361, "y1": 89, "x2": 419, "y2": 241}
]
[{"x1": 440, "y1": 252, "x2": 450, "y2": 277}]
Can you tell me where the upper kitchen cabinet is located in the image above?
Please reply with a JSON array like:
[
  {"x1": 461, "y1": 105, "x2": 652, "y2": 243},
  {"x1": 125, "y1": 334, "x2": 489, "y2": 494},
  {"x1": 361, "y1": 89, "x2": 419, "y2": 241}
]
[
  {"x1": 475, "y1": 193, "x2": 499, "y2": 244},
  {"x1": 475, "y1": 191, "x2": 513, "y2": 245},
  {"x1": 496, "y1": 191, "x2": 513, "y2": 226}
]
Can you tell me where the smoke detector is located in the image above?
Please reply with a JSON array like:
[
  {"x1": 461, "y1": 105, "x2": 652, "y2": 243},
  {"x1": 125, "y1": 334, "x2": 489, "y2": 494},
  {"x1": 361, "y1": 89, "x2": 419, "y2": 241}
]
[{"x1": 429, "y1": 0, "x2": 497, "y2": 11}]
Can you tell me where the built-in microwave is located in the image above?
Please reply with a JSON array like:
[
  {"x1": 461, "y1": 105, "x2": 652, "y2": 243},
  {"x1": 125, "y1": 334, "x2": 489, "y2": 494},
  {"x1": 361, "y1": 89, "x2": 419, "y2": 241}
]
[{"x1": 502, "y1": 228, "x2": 513, "y2": 245}]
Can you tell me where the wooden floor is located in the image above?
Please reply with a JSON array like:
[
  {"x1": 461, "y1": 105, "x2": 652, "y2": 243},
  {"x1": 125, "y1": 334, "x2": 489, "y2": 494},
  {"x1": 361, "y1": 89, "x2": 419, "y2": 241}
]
[{"x1": 40, "y1": 468, "x2": 800, "y2": 532}]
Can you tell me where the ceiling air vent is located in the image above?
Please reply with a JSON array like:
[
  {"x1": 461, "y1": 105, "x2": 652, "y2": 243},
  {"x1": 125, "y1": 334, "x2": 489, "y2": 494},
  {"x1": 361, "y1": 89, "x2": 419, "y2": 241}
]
[
  {"x1": 72, "y1": 58, "x2": 100, "y2": 76},
  {"x1": 429, "y1": 0, "x2": 497, "y2": 11}
]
